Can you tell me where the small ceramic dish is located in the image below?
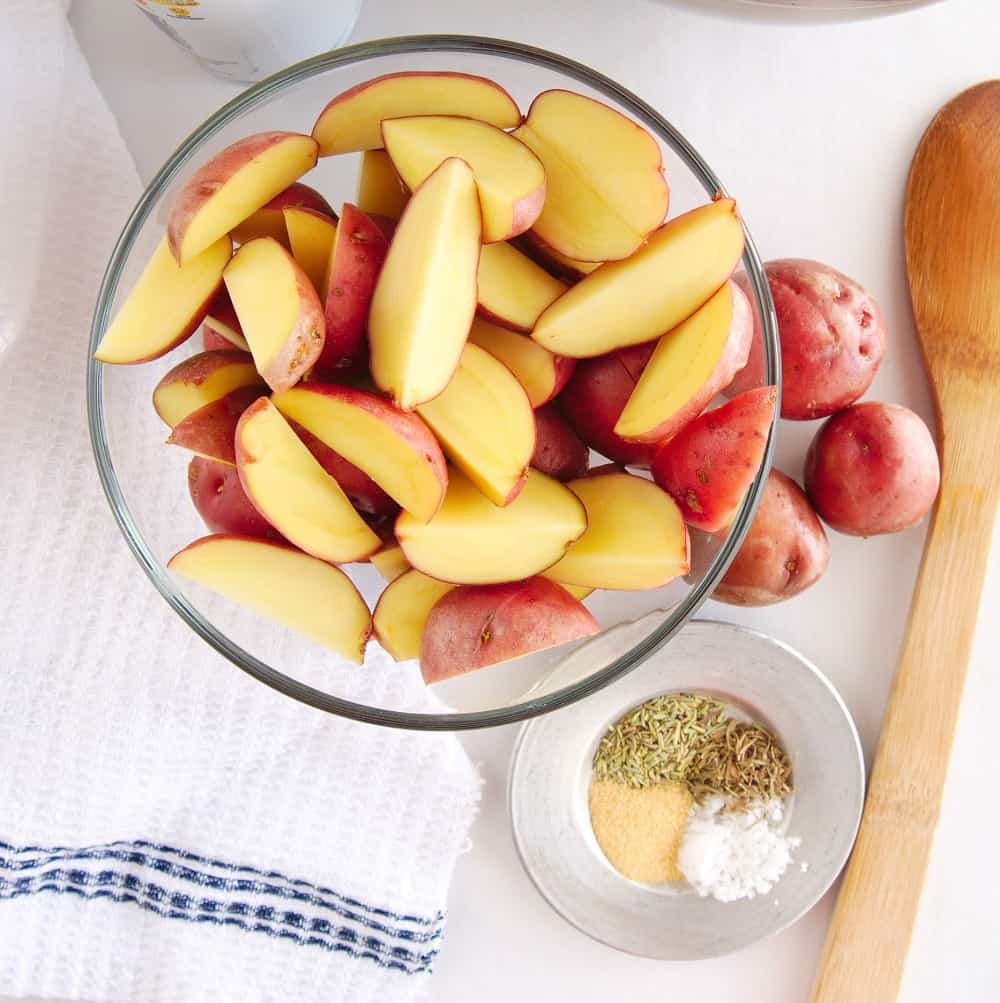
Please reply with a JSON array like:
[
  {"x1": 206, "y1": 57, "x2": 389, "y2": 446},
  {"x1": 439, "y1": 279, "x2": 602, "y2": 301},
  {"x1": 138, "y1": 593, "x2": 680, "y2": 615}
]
[{"x1": 507, "y1": 619, "x2": 865, "y2": 959}]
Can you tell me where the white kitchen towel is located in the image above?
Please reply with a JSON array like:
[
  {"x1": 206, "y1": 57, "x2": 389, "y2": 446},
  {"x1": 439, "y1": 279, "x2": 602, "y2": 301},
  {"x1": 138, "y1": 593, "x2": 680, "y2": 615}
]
[{"x1": 0, "y1": 3, "x2": 481, "y2": 1001}]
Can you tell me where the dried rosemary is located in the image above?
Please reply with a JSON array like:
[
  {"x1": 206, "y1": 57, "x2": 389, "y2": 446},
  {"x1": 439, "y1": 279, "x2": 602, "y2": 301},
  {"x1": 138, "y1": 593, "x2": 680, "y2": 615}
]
[{"x1": 592, "y1": 692, "x2": 792, "y2": 806}]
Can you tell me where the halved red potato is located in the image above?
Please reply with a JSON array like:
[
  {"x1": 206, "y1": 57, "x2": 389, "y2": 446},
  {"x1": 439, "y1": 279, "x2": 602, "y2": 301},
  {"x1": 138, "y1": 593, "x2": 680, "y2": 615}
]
[
  {"x1": 419, "y1": 577, "x2": 599, "y2": 684},
  {"x1": 152, "y1": 350, "x2": 263, "y2": 427}
]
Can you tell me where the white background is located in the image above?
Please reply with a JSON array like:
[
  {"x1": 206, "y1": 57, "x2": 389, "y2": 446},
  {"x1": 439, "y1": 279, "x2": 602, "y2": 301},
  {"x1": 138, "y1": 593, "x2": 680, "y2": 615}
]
[{"x1": 44, "y1": 1, "x2": 1000, "y2": 1000}]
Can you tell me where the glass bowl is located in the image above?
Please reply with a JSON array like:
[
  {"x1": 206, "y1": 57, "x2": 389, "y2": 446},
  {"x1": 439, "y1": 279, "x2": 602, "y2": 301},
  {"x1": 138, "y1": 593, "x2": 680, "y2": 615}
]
[{"x1": 87, "y1": 35, "x2": 779, "y2": 731}]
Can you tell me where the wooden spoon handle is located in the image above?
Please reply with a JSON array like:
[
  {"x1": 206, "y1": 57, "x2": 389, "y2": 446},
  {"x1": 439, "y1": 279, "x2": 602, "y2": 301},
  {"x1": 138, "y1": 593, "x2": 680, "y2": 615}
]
[{"x1": 810, "y1": 460, "x2": 999, "y2": 1003}]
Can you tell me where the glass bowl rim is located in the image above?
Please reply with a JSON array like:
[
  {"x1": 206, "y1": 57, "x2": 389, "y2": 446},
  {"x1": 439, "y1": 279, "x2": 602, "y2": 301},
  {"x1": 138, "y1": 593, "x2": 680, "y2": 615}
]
[{"x1": 86, "y1": 34, "x2": 780, "y2": 732}]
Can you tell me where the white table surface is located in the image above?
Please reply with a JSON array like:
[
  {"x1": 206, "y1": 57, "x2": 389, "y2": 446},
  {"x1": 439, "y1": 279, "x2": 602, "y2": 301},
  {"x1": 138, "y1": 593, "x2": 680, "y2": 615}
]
[{"x1": 54, "y1": 1, "x2": 1000, "y2": 1001}]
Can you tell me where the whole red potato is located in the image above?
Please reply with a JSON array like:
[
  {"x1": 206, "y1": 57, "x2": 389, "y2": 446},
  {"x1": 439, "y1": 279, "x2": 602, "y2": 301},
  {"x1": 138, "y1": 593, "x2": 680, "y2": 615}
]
[
  {"x1": 731, "y1": 259, "x2": 887, "y2": 419},
  {"x1": 188, "y1": 456, "x2": 280, "y2": 539},
  {"x1": 714, "y1": 469, "x2": 829, "y2": 606},
  {"x1": 804, "y1": 402, "x2": 939, "y2": 536}
]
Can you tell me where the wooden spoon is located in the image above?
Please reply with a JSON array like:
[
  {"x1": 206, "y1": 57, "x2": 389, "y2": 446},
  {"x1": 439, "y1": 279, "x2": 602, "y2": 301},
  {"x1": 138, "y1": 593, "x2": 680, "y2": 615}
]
[{"x1": 810, "y1": 81, "x2": 1000, "y2": 1002}]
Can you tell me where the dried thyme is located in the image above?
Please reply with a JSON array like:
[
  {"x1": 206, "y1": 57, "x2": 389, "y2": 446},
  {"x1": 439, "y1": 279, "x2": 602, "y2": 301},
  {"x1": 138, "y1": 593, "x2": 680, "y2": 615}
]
[{"x1": 592, "y1": 693, "x2": 792, "y2": 806}]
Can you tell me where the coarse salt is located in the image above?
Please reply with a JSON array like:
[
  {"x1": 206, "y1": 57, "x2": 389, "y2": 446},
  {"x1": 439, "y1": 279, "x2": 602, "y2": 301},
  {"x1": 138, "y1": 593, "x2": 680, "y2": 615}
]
[{"x1": 677, "y1": 795, "x2": 799, "y2": 902}]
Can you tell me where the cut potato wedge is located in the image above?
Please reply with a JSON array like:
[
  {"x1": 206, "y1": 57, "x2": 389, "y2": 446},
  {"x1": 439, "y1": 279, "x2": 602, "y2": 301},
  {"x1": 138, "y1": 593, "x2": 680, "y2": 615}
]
[
  {"x1": 373, "y1": 568, "x2": 456, "y2": 661},
  {"x1": 168, "y1": 534, "x2": 371, "y2": 662},
  {"x1": 235, "y1": 398, "x2": 381, "y2": 563},
  {"x1": 369, "y1": 158, "x2": 481, "y2": 409},
  {"x1": 383, "y1": 115, "x2": 544, "y2": 243},
  {"x1": 370, "y1": 541, "x2": 411, "y2": 582},
  {"x1": 284, "y1": 206, "x2": 338, "y2": 294},
  {"x1": 312, "y1": 72, "x2": 521, "y2": 156},
  {"x1": 272, "y1": 383, "x2": 448, "y2": 523},
  {"x1": 224, "y1": 237, "x2": 325, "y2": 394},
  {"x1": 532, "y1": 199, "x2": 745, "y2": 358},
  {"x1": 167, "y1": 384, "x2": 261, "y2": 466},
  {"x1": 477, "y1": 242, "x2": 566, "y2": 332},
  {"x1": 420, "y1": 577, "x2": 599, "y2": 683},
  {"x1": 356, "y1": 149, "x2": 410, "y2": 219},
  {"x1": 513, "y1": 90, "x2": 668, "y2": 262},
  {"x1": 397, "y1": 468, "x2": 587, "y2": 585},
  {"x1": 516, "y1": 231, "x2": 602, "y2": 281},
  {"x1": 615, "y1": 280, "x2": 751, "y2": 443},
  {"x1": 153, "y1": 350, "x2": 263, "y2": 427},
  {"x1": 416, "y1": 343, "x2": 535, "y2": 507},
  {"x1": 467, "y1": 318, "x2": 575, "y2": 409},
  {"x1": 94, "y1": 235, "x2": 231, "y2": 364},
  {"x1": 167, "y1": 132, "x2": 319, "y2": 263},
  {"x1": 544, "y1": 470, "x2": 690, "y2": 590}
]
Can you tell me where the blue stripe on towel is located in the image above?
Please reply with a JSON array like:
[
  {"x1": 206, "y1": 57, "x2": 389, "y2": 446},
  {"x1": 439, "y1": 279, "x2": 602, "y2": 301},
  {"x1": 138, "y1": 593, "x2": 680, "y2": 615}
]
[{"x1": 0, "y1": 839, "x2": 444, "y2": 975}]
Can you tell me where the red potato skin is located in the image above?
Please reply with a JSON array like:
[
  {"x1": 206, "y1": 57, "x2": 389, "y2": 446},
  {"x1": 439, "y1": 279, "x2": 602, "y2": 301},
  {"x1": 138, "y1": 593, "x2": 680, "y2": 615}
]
[
  {"x1": 730, "y1": 259, "x2": 888, "y2": 420},
  {"x1": 315, "y1": 204, "x2": 390, "y2": 377},
  {"x1": 166, "y1": 385, "x2": 263, "y2": 466},
  {"x1": 167, "y1": 132, "x2": 319, "y2": 262},
  {"x1": 367, "y1": 213, "x2": 398, "y2": 242},
  {"x1": 651, "y1": 386, "x2": 777, "y2": 532},
  {"x1": 620, "y1": 279, "x2": 754, "y2": 444},
  {"x1": 286, "y1": 418, "x2": 399, "y2": 519},
  {"x1": 257, "y1": 182, "x2": 335, "y2": 220},
  {"x1": 714, "y1": 469, "x2": 829, "y2": 606},
  {"x1": 203, "y1": 326, "x2": 240, "y2": 352},
  {"x1": 228, "y1": 238, "x2": 326, "y2": 395},
  {"x1": 187, "y1": 456, "x2": 282, "y2": 539},
  {"x1": 507, "y1": 184, "x2": 547, "y2": 242},
  {"x1": 419, "y1": 577, "x2": 600, "y2": 683},
  {"x1": 558, "y1": 343, "x2": 657, "y2": 466},
  {"x1": 803, "y1": 402, "x2": 940, "y2": 536},
  {"x1": 531, "y1": 403, "x2": 590, "y2": 481}
]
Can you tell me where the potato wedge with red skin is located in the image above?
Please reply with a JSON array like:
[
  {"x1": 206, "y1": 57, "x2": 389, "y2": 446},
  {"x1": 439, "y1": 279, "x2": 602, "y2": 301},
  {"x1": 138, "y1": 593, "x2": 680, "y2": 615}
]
[
  {"x1": 467, "y1": 317, "x2": 575, "y2": 408},
  {"x1": 188, "y1": 456, "x2": 281, "y2": 539},
  {"x1": 532, "y1": 404, "x2": 589, "y2": 481},
  {"x1": 513, "y1": 230, "x2": 601, "y2": 282},
  {"x1": 224, "y1": 237, "x2": 326, "y2": 394},
  {"x1": 235, "y1": 398, "x2": 381, "y2": 563},
  {"x1": 477, "y1": 242, "x2": 567, "y2": 332},
  {"x1": 419, "y1": 577, "x2": 600, "y2": 684},
  {"x1": 231, "y1": 182, "x2": 335, "y2": 247},
  {"x1": 714, "y1": 470, "x2": 829, "y2": 606},
  {"x1": 153, "y1": 350, "x2": 263, "y2": 427},
  {"x1": 730, "y1": 260, "x2": 888, "y2": 419},
  {"x1": 652, "y1": 387, "x2": 777, "y2": 532},
  {"x1": 167, "y1": 132, "x2": 319, "y2": 264},
  {"x1": 167, "y1": 534, "x2": 371, "y2": 662},
  {"x1": 615, "y1": 280, "x2": 753, "y2": 443},
  {"x1": 167, "y1": 385, "x2": 262, "y2": 466},
  {"x1": 396, "y1": 468, "x2": 587, "y2": 586},
  {"x1": 314, "y1": 204, "x2": 389, "y2": 376},
  {"x1": 272, "y1": 382, "x2": 447, "y2": 523},
  {"x1": 382, "y1": 115, "x2": 545, "y2": 243},
  {"x1": 558, "y1": 344, "x2": 657, "y2": 466},
  {"x1": 803, "y1": 402, "x2": 940, "y2": 536},
  {"x1": 532, "y1": 199, "x2": 745, "y2": 358},
  {"x1": 202, "y1": 288, "x2": 250, "y2": 353},
  {"x1": 544, "y1": 470, "x2": 690, "y2": 591},
  {"x1": 373, "y1": 569, "x2": 456, "y2": 662},
  {"x1": 289, "y1": 420, "x2": 399, "y2": 519},
  {"x1": 356, "y1": 149, "x2": 409, "y2": 219},
  {"x1": 513, "y1": 90, "x2": 669, "y2": 263},
  {"x1": 311, "y1": 71, "x2": 521, "y2": 156},
  {"x1": 94, "y1": 236, "x2": 232, "y2": 365}
]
